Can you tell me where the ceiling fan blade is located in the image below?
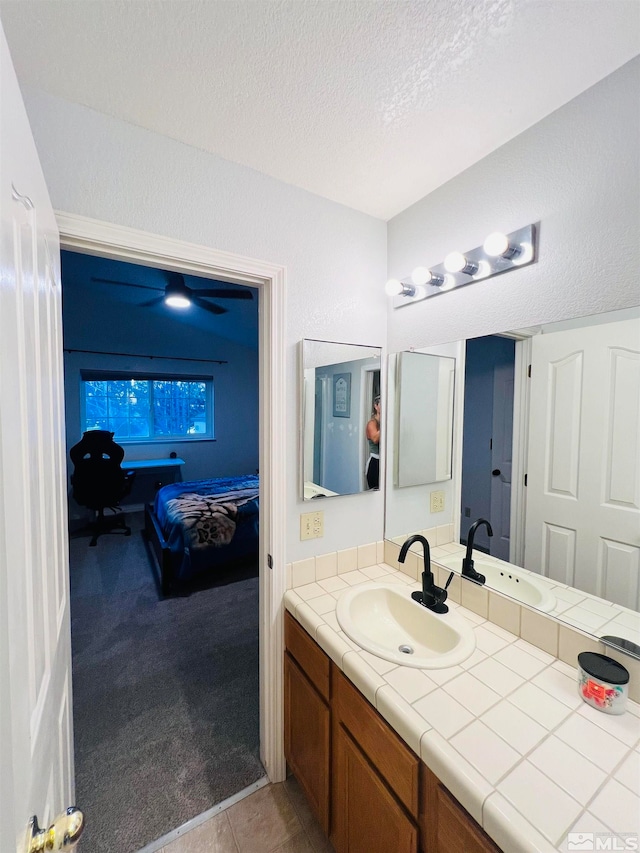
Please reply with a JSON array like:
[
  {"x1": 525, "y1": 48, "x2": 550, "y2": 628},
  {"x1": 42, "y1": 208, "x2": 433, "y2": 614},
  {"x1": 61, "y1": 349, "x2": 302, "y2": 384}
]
[
  {"x1": 91, "y1": 277, "x2": 163, "y2": 293},
  {"x1": 192, "y1": 296, "x2": 227, "y2": 315},
  {"x1": 139, "y1": 295, "x2": 165, "y2": 307},
  {"x1": 193, "y1": 289, "x2": 253, "y2": 300}
]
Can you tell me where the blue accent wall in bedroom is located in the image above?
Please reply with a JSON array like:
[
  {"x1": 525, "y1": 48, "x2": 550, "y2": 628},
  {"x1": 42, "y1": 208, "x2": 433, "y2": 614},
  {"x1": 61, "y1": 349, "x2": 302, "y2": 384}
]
[{"x1": 61, "y1": 250, "x2": 259, "y2": 506}]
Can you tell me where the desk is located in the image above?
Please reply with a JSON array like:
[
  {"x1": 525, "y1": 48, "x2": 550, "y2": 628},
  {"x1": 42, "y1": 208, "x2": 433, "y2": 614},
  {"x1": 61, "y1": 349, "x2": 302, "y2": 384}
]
[
  {"x1": 122, "y1": 458, "x2": 185, "y2": 506},
  {"x1": 125, "y1": 458, "x2": 185, "y2": 471}
]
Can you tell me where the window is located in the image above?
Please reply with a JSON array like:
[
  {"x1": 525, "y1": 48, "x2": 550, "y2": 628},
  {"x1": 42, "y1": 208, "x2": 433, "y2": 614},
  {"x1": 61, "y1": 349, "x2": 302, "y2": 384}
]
[{"x1": 81, "y1": 373, "x2": 214, "y2": 442}]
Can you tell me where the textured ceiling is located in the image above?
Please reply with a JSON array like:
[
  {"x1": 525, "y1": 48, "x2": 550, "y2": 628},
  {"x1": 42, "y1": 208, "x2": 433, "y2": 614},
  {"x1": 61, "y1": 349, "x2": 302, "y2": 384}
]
[{"x1": 2, "y1": 0, "x2": 639, "y2": 219}]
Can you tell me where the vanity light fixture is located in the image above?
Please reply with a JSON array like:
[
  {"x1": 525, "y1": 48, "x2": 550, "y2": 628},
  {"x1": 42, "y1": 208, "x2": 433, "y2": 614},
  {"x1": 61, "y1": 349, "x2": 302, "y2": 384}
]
[{"x1": 386, "y1": 222, "x2": 538, "y2": 309}]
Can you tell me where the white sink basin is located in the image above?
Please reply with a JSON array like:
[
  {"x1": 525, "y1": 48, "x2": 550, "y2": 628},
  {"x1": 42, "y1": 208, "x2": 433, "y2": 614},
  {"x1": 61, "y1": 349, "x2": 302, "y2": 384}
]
[
  {"x1": 436, "y1": 554, "x2": 556, "y2": 612},
  {"x1": 336, "y1": 582, "x2": 476, "y2": 669}
]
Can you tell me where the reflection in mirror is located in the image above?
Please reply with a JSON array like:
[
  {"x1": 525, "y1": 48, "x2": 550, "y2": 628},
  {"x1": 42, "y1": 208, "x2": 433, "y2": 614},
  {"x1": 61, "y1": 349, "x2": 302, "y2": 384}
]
[
  {"x1": 301, "y1": 339, "x2": 381, "y2": 499},
  {"x1": 385, "y1": 308, "x2": 640, "y2": 657},
  {"x1": 396, "y1": 351, "x2": 455, "y2": 487}
]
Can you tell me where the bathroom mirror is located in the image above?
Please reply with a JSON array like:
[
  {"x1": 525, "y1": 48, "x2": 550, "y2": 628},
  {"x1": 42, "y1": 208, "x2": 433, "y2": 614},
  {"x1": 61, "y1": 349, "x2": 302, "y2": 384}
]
[
  {"x1": 385, "y1": 307, "x2": 640, "y2": 650},
  {"x1": 395, "y1": 351, "x2": 455, "y2": 487},
  {"x1": 301, "y1": 339, "x2": 382, "y2": 499}
]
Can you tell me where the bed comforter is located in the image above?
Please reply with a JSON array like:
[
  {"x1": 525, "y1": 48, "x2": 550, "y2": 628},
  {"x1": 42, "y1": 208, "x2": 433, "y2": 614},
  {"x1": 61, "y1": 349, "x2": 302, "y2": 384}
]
[{"x1": 154, "y1": 474, "x2": 259, "y2": 581}]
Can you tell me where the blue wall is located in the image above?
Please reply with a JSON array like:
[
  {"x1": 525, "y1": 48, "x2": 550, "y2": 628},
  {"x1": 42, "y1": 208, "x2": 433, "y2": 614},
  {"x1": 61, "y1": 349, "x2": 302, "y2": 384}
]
[{"x1": 62, "y1": 251, "x2": 259, "y2": 514}]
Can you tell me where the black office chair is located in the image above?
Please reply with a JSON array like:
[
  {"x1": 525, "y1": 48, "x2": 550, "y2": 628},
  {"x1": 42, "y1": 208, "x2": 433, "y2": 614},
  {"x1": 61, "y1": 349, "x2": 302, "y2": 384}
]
[{"x1": 70, "y1": 430, "x2": 136, "y2": 546}]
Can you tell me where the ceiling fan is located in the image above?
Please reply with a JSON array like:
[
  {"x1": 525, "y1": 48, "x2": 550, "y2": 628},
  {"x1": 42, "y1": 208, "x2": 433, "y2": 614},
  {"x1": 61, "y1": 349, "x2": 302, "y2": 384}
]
[{"x1": 91, "y1": 271, "x2": 253, "y2": 315}]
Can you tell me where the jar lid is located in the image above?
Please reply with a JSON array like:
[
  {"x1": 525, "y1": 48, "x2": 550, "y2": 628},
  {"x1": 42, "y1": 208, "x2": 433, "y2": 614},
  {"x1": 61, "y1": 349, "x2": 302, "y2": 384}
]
[{"x1": 578, "y1": 652, "x2": 629, "y2": 685}]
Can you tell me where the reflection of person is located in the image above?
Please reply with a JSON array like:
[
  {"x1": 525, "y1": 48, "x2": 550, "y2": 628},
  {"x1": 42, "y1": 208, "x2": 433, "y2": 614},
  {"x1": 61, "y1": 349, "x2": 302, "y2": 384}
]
[{"x1": 365, "y1": 396, "x2": 381, "y2": 490}]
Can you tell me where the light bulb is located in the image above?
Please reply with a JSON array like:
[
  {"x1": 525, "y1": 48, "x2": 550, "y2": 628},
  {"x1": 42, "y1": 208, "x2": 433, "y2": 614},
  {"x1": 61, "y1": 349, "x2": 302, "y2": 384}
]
[
  {"x1": 484, "y1": 231, "x2": 522, "y2": 260},
  {"x1": 411, "y1": 267, "x2": 430, "y2": 286},
  {"x1": 512, "y1": 242, "x2": 534, "y2": 265},
  {"x1": 440, "y1": 274, "x2": 455, "y2": 291},
  {"x1": 412, "y1": 266, "x2": 444, "y2": 287},
  {"x1": 473, "y1": 260, "x2": 491, "y2": 279},
  {"x1": 165, "y1": 294, "x2": 191, "y2": 309},
  {"x1": 384, "y1": 278, "x2": 403, "y2": 296},
  {"x1": 444, "y1": 251, "x2": 478, "y2": 275},
  {"x1": 483, "y1": 232, "x2": 509, "y2": 257}
]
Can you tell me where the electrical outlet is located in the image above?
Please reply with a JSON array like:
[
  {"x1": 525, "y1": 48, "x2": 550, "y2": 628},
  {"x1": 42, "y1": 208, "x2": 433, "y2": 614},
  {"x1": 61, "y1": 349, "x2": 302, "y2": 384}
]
[
  {"x1": 300, "y1": 510, "x2": 324, "y2": 540},
  {"x1": 430, "y1": 490, "x2": 445, "y2": 513}
]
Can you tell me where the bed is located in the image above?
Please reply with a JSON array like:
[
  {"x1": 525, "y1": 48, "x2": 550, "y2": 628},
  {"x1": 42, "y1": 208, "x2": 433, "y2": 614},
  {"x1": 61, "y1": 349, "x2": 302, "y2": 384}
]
[{"x1": 144, "y1": 474, "x2": 259, "y2": 595}]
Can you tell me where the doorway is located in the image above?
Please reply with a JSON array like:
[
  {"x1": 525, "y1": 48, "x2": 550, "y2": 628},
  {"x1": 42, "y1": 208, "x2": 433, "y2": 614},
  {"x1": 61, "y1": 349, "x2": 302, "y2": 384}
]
[
  {"x1": 57, "y1": 213, "x2": 287, "y2": 849},
  {"x1": 63, "y1": 249, "x2": 265, "y2": 851},
  {"x1": 460, "y1": 336, "x2": 516, "y2": 560}
]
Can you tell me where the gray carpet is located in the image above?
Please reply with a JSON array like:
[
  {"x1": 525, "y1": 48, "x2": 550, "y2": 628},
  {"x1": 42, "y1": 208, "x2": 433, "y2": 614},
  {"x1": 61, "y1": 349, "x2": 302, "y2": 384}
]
[{"x1": 69, "y1": 512, "x2": 263, "y2": 853}]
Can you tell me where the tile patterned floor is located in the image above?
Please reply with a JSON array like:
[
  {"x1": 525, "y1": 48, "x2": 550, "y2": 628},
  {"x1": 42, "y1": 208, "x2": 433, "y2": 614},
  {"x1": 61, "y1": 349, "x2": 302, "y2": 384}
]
[{"x1": 160, "y1": 778, "x2": 334, "y2": 853}]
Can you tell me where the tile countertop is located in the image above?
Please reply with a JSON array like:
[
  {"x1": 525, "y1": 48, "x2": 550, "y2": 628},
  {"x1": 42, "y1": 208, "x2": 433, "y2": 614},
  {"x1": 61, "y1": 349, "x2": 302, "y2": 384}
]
[{"x1": 283, "y1": 563, "x2": 640, "y2": 853}]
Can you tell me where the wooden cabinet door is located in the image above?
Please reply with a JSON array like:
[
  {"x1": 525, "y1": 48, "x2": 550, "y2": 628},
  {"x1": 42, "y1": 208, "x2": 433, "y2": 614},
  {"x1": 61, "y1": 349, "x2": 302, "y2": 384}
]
[
  {"x1": 284, "y1": 652, "x2": 330, "y2": 833},
  {"x1": 332, "y1": 722, "x2": 418, "y2": 853},
  {"x1": 420, "y1": 764, "x2": 500, "y2": 853}
]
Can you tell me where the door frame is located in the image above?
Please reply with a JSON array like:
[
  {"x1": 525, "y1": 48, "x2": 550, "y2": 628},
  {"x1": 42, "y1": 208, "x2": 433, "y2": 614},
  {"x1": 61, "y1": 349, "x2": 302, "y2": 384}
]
[{"x1": 56, "y1": 211, "x2": 287, "y2": 783}]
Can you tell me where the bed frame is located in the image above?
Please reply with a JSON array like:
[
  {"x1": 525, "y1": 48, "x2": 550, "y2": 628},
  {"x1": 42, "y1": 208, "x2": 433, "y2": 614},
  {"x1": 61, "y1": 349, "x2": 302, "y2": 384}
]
[
  {"x1": 144, "y1": 499, "x2": 260, "y2": 597},
  {"x1": 144, "y1": 502, "x2": 176, "y2": 596}
]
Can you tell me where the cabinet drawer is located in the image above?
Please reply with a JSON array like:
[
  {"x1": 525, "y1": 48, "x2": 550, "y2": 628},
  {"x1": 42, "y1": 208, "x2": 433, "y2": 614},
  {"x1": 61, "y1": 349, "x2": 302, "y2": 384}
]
[
  {"x1": 333, "y1": 667, "x2": 419, "y2": 818},
  {"x1": 284, "y1": 610, "x2": 330, "y2": 701}
]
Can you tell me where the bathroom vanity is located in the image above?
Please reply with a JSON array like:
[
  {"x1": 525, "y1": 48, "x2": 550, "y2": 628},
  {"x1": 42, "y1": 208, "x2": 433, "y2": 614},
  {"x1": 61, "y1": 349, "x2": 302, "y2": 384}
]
[
  {"x1": 284, "y1": 564, "x2": 640, "y2": 852},
  {"x1": 284, "y1": 610, "x2": 499, "y2": 852}
]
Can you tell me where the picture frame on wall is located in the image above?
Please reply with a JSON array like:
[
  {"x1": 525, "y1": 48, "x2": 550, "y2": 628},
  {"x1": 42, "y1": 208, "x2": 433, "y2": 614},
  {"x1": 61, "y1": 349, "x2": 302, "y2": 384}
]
[{"x1": 333, "y1": 372, "x2": 351, "y2": 418}]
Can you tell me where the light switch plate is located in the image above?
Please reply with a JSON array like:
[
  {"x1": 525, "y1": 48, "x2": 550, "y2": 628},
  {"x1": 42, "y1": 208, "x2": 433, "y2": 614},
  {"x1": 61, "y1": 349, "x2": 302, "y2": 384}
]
[
  {"x1": 430, "y1": 490, "x2": 445, "y2": 513},
  {"x1": 300, "y1": 510, "x2": 324, "y2": 540}
]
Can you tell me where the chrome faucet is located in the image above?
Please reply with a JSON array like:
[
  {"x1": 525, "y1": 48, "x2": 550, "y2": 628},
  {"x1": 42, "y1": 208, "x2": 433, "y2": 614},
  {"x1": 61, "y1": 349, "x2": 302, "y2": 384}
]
[
  {"x1": 398, "y1": 534, "x2": 448, "y2": 613},
  {"x1": 462, "y1": 518, "x2": 493, "y2": 585}
]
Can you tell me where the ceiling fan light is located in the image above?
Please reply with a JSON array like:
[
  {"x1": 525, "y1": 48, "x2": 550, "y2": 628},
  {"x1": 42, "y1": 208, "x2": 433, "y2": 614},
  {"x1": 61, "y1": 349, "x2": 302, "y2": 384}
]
[{"x1": 165, "y1": 294, "x2": 191, "y2": 309}]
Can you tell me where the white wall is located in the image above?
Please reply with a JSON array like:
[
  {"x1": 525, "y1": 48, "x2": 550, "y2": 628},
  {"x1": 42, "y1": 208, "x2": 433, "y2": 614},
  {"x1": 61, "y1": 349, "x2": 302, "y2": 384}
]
[
  {"x1": 21, "y1": 87, "x2": 387, "y2": 562},
  {"x1": 385, "y1": 57, "x2": 639, "y2": 548},
  {"x1": 387, "y1": 57, "x2": 640, "y2": 352}
]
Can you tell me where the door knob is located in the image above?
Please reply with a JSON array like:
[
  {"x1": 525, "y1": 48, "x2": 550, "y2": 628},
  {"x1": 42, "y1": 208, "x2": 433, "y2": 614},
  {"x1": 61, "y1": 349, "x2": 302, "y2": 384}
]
[
  {"x1": 492, "y1": 469, "x2": 501, "y2": 476},
  {"x1": 26, "y1": 807, "x2": 84, "y2": 852}
]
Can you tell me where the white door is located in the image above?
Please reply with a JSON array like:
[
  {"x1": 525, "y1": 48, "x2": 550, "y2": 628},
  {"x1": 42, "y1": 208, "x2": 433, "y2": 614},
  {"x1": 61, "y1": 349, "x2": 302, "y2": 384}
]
[
  {"x1": 0, "y1": 26, "x2": 74, "y2": 853},
  {"x1": 489, "y1": 361, "x2": 514, "y2": 560},
  {"x1": 525, "y1": 318, "x2": 640, "y2": 608}
]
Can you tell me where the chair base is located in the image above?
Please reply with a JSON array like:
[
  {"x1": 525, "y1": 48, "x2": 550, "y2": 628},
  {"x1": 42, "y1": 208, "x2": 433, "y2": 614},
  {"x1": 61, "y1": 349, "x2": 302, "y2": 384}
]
[{"x1": 73, "y1": 507, "x2": 132, "y2": 547}]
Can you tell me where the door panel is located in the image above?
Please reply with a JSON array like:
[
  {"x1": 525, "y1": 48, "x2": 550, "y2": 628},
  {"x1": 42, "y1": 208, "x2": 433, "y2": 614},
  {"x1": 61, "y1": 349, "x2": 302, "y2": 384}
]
[
  {"x1": 525, "y1": 318, "x2": 640, "y2": 607},
  {"x1": 0, "y1": 24, "x2": 73, "y2": 853}
]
